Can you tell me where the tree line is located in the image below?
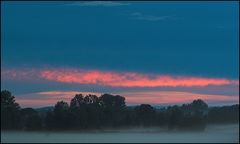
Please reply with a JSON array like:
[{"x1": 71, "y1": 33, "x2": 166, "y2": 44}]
[{"x1": 1, "y1": 90, "x2": 239, "y2": 131}]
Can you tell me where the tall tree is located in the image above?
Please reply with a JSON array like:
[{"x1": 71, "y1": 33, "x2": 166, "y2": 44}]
[
  {"x1": 1, "y1": 90, "x2": 21, "y2": 130},
  {"x1": 70, "y1": 94, "x2": 85, "y2": 108},
  {"x1": 99, "y1": 94, "x2": 126, "y2": 126},
  {"x1": 191, "y1": 99, "x2": 208, "y2": 113},
  {"x1": 70, "y1": 94, "x2": 88, "y2": 129},
  {"x1": 84, "y1": 94, "x2": 101, "y2": 128},
  {"x1": 53, "y1": 101, "x2": 71, "y2": 130}
]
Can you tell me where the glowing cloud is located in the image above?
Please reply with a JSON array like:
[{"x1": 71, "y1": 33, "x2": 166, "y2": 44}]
[
  {"x1": 1, "y1": 68, "x2": 41, "y2": 81},
  {"x1": 16, "y1": 90, "x2": 239, "y2": 108},
  {"x1": 1, "y1": 67, "x2": 239, "y2": 87},
  {"x1": 16, "y1": 91, "x2": 102, "y2": 107},
  {"x1": 122, "y1": 91, "x2": 239, "y2": 105},
  {"x1": 39, "y1": 68, "x2": 238, "y2": 87}
]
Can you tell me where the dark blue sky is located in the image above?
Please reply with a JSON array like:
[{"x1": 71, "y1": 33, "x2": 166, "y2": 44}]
[{"x1": 1, "y1": 1, "x2": 239, "y2": 78}]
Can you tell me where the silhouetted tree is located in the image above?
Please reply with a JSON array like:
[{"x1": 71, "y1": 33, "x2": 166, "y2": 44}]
[
  {"x1": 208, "y1": 104, "x2": 239, "y2": 123},
  {"x1": 1, "y1": 90, "x2": 21, "y2": 130},
  {"x1": 53, "y1": 101, "x2": 71, "y2": 130},
  {"x1": 21, "y1": 108, "x2": 42, "y2": 130},
  {"x1": 70, "y1": 94, "x2": 85, "y2": 107},
  {"x1": 135, "y1": 104, "x2": 156, "y2": 126},
  {"x1": 99, "y1": 94, "x2": 126, "y2": 126},
  {"x1": 45, "y1": 110, "x2": 55, "y2": 130},
  {"x1": 84, "y1": 94, "x2": 101, "y2": 128},
  {"x1": 181, "y1": 99, "x2": 208, "y2": 115},
  {"x1": 122, "y1": 107, "x2": 137, "y2": 126},
  {"x1": 84, "y1": 94, "x2": 99, "y2": 104},
  {"x1": 69, "y1": 94, "x2": 88, "y2": 129},
  {"x1": 167, "y1": 105, "x2": 184, "y2": 130},
  {"x1": 2, "y1": 90, "x2": 237, "y2": 131},
  {"x1": 191, "y1": 99, "x2": 208, "y2": 114},
  {"x1": 156, "y1": 108, "x2": 168, "y2": 126},
  {"x1": 179, "y1": 99, "x2": 208, "y2": 130}
]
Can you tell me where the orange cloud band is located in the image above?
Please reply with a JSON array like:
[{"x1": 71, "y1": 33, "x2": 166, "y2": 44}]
[{"x1": 40, "y1": 69, "x2": 238, "y2": 87}]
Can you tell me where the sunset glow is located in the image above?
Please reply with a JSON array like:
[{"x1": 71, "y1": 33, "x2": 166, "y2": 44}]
[
  {"x1": 15, "y1": 90, "x2": 238, "y2": 108},
  {"x1": 1, "y1": 1, "x2": 239, "y2": 107},
  {"x1": 2, "y1": 68, "x2": 239, "y2": 87}
]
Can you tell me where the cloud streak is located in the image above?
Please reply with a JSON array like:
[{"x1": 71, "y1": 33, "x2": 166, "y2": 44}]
[
  {"x1": 15, "y1": 91, "x2": 101, "y2": 107},
  {"x1": 2, "y1": 67, "x2": 238, "y2": 88},
  {"x1": 65, "y1": 1, "x2": 129, "y2": 7},
  {"x1": 122, "y1": 91, "x2": 239, "y2": 105},
  {"x1": 40, "y1": 69, "x2": 239, "y2": 87},
  {"x1": 16, "y1": 90, "x2": 239, "y2": 108},
  {"x1": 131, "y1": 12, "x2": 171, "y2": 21}
]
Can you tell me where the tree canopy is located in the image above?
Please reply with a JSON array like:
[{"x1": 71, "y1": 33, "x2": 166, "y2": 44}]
[{"x1": 1, "y1": 90, "x2": 239, "y2": 131}]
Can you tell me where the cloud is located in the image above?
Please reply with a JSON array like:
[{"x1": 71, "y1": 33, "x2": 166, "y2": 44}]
[
  {"x1": 39, "y1": 68, "x2": 239, "y2": 87},
  {"x1": 36, "y1": 91, "x2": 101, "y2": 98},
  {"x1": 1, "y1": 68, "x2": 42, "y2": 81},
  {"x1": 16, "y1": 90, "x2": 239, "y2": 108},
  {"x1": 131, "y1": 12, "x2": 171, "y2": 21},
  {"x1": 2, "y1": 67, "x2": 238, "y2": 88},
  {"x1": 65, "y1": 1, "x2": 129, "y2": 7},
  {"x1": 121, "y1": 91, "x2": 239, "y2": 105},
  {"x1": 15, "y1": 91, "x2": 101, "y2": 108}
]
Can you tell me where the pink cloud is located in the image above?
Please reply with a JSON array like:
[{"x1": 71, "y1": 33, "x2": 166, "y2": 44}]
[
  {"x1": 1, "y1": 68, "x2": 41, "y2": 81},
  {"x1": 2, "y1": 67, "x2": 239, "y2": 87},
  {"x1": 39, "y1": 68, "x2": 238, "y2": 87},
  {"x1": 16, "y1": 90, "x2": 239, "y2": 108},
  {"x1": 121, "y1": 91, "x2": 239, "y2": 105},
  {"x1": 16, "y1": 91, "x2": 101, "y2": 107}
]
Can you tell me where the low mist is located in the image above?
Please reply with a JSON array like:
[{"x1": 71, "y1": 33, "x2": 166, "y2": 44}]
[{"x1": 1, "y1": 124, "x2": 239, "y2": 143}]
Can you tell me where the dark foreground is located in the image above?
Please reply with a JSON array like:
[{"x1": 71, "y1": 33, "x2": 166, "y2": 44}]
[{"x1": 1, "y1": 124, "x2": 239, "y2": 143}]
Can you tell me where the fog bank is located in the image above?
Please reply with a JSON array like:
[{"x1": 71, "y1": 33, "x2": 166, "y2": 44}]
[{"x1": 1, "y1": 124, "x2": 239, "y2": 143}]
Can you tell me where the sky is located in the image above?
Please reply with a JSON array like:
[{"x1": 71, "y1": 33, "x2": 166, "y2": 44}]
[{"x1": 1, "y1": 1, "x2": 239, "y2": 107}]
